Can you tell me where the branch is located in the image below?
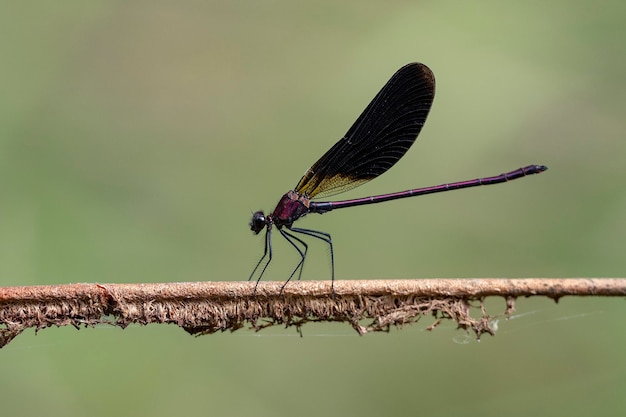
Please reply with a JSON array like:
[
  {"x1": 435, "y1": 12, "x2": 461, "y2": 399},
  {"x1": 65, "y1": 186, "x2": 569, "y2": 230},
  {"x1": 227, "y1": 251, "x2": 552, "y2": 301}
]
[{"x1": 1, "y1": 279, "x2": 624, "y2": 348}]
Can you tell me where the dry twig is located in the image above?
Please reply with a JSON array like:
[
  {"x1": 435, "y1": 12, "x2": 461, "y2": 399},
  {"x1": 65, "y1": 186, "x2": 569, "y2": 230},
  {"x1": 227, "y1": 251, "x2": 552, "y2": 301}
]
[{"x1": 1, "y1": 279, "x2": 624, "y2": 348}]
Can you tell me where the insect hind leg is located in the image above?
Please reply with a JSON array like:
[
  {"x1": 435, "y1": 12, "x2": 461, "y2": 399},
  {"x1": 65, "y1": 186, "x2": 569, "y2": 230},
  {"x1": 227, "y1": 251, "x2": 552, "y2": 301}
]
[{"x1": 290, "y1": 227, "x2": 334, "y2": 292}]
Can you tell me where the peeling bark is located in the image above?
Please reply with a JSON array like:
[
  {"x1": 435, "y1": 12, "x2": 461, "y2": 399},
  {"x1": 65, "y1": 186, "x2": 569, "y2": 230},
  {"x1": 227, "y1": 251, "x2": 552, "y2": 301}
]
[{"x1": 1, "y1": 279, "x2": 624, "y2": 348}]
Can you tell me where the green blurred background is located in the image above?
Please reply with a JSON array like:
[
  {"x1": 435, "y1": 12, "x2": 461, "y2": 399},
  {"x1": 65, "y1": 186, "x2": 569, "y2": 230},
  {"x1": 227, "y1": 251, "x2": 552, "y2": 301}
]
[{"x1": 1, "y1": 1, "x2": 625, "y2": 416}]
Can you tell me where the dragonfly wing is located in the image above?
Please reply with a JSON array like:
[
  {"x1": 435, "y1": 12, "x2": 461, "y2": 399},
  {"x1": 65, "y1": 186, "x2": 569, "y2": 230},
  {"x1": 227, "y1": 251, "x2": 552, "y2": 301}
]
[{"x1": 294, "y1": 62, "x2": 435, "y2": 199}]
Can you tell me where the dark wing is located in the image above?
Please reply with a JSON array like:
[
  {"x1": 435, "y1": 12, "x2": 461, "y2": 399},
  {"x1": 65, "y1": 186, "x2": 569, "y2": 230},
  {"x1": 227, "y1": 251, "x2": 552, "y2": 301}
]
[{"x1": 294, "y1": 62, "x2": 435, "y2": 199}]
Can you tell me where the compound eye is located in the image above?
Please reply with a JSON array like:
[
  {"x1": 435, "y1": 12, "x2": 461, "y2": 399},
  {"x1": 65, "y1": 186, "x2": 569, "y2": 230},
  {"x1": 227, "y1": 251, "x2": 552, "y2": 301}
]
[{"x1": 250, "y1": 211, "x2": 267, "y2": 234}]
